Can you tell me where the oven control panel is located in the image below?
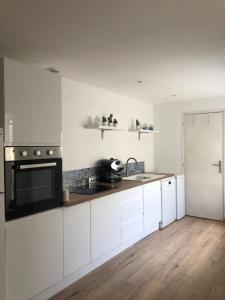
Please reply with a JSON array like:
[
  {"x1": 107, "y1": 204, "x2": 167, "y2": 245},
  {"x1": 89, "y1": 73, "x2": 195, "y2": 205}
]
[{"x1": 5, "y1": 146, "x2": 62, "y2": 161}]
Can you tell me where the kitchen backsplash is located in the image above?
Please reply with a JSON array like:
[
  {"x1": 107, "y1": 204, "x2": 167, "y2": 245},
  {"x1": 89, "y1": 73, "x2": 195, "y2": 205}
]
[{"x1": 63, "y1": 161, "x2": 145, "y2": 188}]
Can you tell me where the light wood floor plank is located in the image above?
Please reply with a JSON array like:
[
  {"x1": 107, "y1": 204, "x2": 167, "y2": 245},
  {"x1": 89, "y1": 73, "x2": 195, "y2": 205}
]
[{"x1": 51, "y1": 217, "x2": 225, "y2": 300}]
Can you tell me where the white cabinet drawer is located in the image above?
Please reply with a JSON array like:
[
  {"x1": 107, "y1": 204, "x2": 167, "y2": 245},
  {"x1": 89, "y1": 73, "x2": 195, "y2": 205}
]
[
  {"x1": 143, "y1": 181, "x2": 161, "y2": 193},
  {"x1": 119, "y1": 186, "x2": 143, "y2": 199},
  {"x1": 122, "y1": 216, "x2": 143, "y2": 243},
  {"x1": 121, "y1": 195, "x2": 143, "y2": 223}
]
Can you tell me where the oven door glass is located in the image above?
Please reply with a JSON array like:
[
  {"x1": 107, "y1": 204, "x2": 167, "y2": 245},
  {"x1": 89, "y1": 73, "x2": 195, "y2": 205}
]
[
  {"x1": 16, "y1": 167, "x2": 55, "y2": 205},
  {"x1": 5, "y1": 159, "x2": 62, "y2": 220}
]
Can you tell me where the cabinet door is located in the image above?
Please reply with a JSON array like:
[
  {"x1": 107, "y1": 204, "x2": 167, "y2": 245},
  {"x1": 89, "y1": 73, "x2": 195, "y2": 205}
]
[
  {"x1": 3, "y1": 58, "x2": 62, "y2": 146},
  {"x1": 122, "y1": 216, "x2": 143, "y2": 243},
  {"x1": 6, "y1": 209, "x2": 63, "y2": 300},
  {"x1": 143, "y1": 181, "x2": 161, "y2": 230},
  {"x1": 121, "y1": 195, "x2": 143, "y2": 243},
  {"x1": 91, "y1": 194, "x2": 121, "y2": 261},
  {"x1": 64, "y1": 202, "x2": 91, "y2": 277},
  {"x1": 161, "y1": 178, "x2": 176, "y2": 227}
]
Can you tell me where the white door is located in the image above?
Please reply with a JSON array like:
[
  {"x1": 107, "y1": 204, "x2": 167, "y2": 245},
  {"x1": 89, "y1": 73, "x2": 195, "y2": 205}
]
[{"x1": 183, "y1": 112, "x2": 223, "y2": 221}]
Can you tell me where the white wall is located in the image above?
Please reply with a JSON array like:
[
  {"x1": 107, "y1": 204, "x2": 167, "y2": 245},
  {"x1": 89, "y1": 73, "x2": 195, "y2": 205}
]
[
  {"x1": 154, "y1": 96, "x2": 225, "y2": 174},
  {"x1": 62, "y1": 78, "x2": 154, "y2": 171}
]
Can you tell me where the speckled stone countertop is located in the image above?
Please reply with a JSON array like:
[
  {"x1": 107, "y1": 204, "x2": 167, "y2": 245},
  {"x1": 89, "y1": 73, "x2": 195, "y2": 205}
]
[{"x1": 64, "y1": 173, "x2": 174, "y2": 207}]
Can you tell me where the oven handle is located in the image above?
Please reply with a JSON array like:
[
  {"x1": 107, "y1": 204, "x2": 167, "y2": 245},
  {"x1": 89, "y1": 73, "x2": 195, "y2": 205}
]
[{"x1": 20, "y1": 162, "x2": 57, "y2": 169}]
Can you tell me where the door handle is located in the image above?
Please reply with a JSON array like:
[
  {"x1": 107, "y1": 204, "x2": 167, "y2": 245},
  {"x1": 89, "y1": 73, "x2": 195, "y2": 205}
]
[{"x1": 212, "y1": 160, "x2": 222, "y2": 173}]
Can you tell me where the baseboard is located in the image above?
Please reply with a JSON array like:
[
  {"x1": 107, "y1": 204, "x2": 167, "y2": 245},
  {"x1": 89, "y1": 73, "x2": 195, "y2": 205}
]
[{"x1": 160, "y1": 218, "x2": 176, "y2": 229}]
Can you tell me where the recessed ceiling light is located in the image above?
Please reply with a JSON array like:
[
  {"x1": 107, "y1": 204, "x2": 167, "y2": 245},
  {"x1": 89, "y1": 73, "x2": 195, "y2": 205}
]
[
  {"x1": 46, "y1": 67, "x2": 60, "y2": 74},
  {"x1": 137, "y1": 80, "x2": 143, "y2": 83}
]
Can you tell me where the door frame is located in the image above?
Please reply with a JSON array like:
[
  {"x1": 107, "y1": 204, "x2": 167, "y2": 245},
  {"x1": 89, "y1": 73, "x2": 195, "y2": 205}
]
[{"x1": 181, "y1": 109, "x2": 225, "y2": 219}]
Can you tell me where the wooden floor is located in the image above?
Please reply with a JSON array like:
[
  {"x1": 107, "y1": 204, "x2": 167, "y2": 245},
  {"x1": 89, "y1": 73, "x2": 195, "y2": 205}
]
[{"x1": 51, "y1": 217, "x2": 225, "y2": 300}]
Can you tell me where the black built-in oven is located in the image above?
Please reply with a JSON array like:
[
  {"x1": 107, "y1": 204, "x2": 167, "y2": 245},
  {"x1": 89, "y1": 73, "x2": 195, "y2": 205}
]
[{"x1": 4, "y1": 146, "x2": 63, "y2": 221}]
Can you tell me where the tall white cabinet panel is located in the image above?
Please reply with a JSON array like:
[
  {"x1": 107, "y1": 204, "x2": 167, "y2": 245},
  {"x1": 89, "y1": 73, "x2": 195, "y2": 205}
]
[
  {"x1": 0, "y1": 194, "x2": 6, "y2": 300},
  {"x1": 6, "y1": 209, "x2": 63, "y2": 300},
  {"x1": 176, "y1": 175, "x2": 185, "y2": 220},
  {"x1": 91, "y1": 194, "x2": 121, "y2": 261},
  {"x1": 2, "y1": 58, "x2": 62, "y2": 146},
  {"x1": 64, "y1": 202, "x2": 91, "y2": 277},
  {"x1": 143, "y1": 181, "x2": 161, "y2": 230},
  {"x1": 160, "y1": 177, "x2": 176, "y2": 228}
]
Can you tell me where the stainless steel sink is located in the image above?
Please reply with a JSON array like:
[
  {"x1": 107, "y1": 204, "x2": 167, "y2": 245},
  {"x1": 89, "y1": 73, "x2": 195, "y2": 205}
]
[{"x1": 123, "y1": 173, "x2": 164, "y2": 182}]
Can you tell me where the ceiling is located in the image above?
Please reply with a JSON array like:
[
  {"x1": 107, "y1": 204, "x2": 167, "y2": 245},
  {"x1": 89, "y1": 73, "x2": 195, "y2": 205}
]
[{"x1": 1, "y1": 0, "x2": 225, "y2": 103}]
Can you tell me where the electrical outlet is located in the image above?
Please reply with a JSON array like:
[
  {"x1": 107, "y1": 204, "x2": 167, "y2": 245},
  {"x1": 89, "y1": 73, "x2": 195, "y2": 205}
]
[{"x1": 88, "y1": 177, "x2": 97, "y2": 184}]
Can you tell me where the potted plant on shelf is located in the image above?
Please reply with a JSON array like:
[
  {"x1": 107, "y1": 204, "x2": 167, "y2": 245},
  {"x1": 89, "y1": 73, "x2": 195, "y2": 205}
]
[
  {"x1": 108, "y1": 114, "x2": 113, "y2": 126},
  {"x1": 136, "y1": 119, "x2": 141, "y2": 130},
  {"x1": 113, "y1": 119, "x2": 118, "y2": 127},
  {"x1": 102, "y1": 116, "x2": 107, "y2": 126},
  {"x1": 149, "y1": 124, "x2": 154, "y2": 131},
  {"x1": 142, "y1": 123, "x2": 148, "y2": 130}
]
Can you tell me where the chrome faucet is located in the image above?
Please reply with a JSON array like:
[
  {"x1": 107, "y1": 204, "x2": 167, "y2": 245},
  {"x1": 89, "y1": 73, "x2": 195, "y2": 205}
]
[{"x1": 126, "y1": 157, "x2": 138, "y2": 177}]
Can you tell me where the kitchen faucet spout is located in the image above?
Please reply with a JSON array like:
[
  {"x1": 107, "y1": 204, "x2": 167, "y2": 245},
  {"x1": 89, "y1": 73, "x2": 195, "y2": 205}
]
[{"x1": 126, "y1": 157, "x2": 138, "y2": 177}]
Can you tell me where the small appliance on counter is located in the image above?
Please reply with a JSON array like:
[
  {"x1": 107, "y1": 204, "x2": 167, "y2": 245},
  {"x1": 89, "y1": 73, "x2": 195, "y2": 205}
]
[{"x1": 99, "y1": 158, "x2": 124, "y2": 183}]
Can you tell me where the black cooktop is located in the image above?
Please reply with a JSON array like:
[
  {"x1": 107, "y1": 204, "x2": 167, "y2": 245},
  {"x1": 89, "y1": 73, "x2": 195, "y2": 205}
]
[{"x1": 71, "y1": 184, "x2": 112, "y2": 195}]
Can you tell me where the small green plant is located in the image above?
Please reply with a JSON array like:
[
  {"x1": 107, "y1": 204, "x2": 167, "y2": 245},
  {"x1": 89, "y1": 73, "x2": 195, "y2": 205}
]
[
  {"x1": 102, "y1": 116, "x2": 107, "y2": 123},
  {"x1": 136, "y1": 119, "x2": 140, "y2": 127},
  {"x1": 108, "y1": 116, "x2": 113, "y2": 123},
  {"x1": 113, "y1": 119, "x2": 118, "y2": 126}
]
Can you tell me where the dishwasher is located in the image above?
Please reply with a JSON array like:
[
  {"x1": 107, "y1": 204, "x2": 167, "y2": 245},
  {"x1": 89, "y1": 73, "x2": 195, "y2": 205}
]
[{"x1": 160, "y1": 177, "x2": 176, "y2": 229}]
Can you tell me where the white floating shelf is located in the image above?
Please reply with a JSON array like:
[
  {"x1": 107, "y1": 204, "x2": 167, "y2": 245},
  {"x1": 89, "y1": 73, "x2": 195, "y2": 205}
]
[
  {"x1": 130, "y1": 129, "x2": 159, "y2": 140},
  {"x1": 86, "y1": 125, "x2": 159, "y2": 140},
  {"x1": 86, "y1": 125, "x2": 127, "y2": 139}
]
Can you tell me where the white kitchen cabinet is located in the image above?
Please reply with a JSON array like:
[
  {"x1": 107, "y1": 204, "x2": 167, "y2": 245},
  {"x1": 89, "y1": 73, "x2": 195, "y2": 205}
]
[
  {"x1": 64, "y1": 202, "x2": 91, "y2": 277},
  {"x1": 176, "y1": 175, "x2": 185, "y2": 220},
  {"x1": 0, "y1": 193, "x2": 4, "y2": 222},
  {"x1": 1, "y1": 57, "x2": 62, "y2": 146},
  {"x1": 143, "y1": 181, "x2": 161, "y2": 231},
  {"x1": 91, "y1": 194, "x2": 121, "y2": 261},
  {"x1": 121, "y1": 194, "x2": 143, "y2": 243},
  {"x1": 160, "y1": 177, "x2": 176, "y2": 228},
  {"x1": 122, "y1": 216, "x2": 143, "y2": 243},
  {"x1": 6, "y1": 209, "x2": 63, "y2": 300},
  {"x1": 0, "y1": 194, "x2": 6, "y2": 300}
]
